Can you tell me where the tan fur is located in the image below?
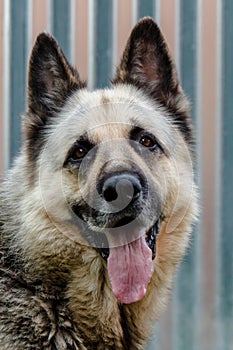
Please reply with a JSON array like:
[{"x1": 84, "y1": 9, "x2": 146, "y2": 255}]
[
  {"x1": 10, "y1": 86, "x2": 196, "y2": 350},
  {"x1": 0, "y1": 18, "x2": 197, "y2": 350}
]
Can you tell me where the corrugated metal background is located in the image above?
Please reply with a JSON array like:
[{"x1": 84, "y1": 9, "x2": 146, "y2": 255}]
[{"x1": 0, "y1": 1, "x2": 232, "y2": 349}]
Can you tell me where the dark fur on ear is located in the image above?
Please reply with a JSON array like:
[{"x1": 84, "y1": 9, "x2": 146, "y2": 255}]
[
  {"x1": 113, "y1": 17, "x2": 193, "y2": 146},
  {"x1": 23, "y1": 33, "x2": 86, "y2": 162}
]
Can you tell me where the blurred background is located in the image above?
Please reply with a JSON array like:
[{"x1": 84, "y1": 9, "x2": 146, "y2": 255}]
[{"x1": 0, "y1": 1, "x2": 232, "y2": 349}]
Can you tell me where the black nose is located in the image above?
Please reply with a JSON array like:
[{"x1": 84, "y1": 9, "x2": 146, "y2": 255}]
[{"x1": 101, "y1": 173, "x2": 142, "y2": 204}]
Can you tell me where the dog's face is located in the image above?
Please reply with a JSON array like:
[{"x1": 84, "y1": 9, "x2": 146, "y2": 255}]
[{"x1": 22, "y1": 18, "x2": 196, "y2": 305}]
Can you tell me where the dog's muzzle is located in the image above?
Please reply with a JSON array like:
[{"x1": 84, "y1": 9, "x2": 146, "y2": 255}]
[{"x1": 71, "y1": 170, "x2": 162, "y2": 261}]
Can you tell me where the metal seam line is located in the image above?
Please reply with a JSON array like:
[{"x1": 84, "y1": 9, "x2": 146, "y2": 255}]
[
  {"x1": 70, "y1": 0, "x2": 76, "y2": 65},
  {"x1": 132, "y1": 0, "x2": 138, "y2": 24},
  {"x1": 215, "y1": 1, "x2": 223, "y2": 349},
  {"x1": 155, "y1": 0, "x2": 160, "y2": 24},
  {"x1": 194, "y1": 0, "x2": 203, "y2": 348},
  {"x1": 46, "y1": 0, "x2": 52, "y2": 33},
  {"x1": 3, "y1": 0, "x2": 11, "y2": 172},
  {"x1": 175, "y1": 0, "x2": 180, "y2": 74},
  {"x1": 88, "y1": 0, "x2": 95, "y2": 90},
  {"x1": 173, "y1": 1, "x2": 181, "y2": 346},
  {"x1": 112, "y1": 0, "x2": 118, "y2": 75},
  {"x1": 27, "y1": 0, "x2": 32, "y2": 51}
]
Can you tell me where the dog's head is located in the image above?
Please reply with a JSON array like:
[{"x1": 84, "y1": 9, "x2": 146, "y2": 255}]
[{"x1": 22, "y1": 18, "x2": 196, "y2": 304}]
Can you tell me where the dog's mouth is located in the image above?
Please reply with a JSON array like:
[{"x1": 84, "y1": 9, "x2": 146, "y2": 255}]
[
  {"x1": 97, "y1": 217, "x2": 160, "y2": 261},
  {"x1": 72, "y1": 208, "x2": 162, "y2": 304},
  {"x1": 106, "y1": 218, "x2": 161, "y2": 304},
  {"x1": 81, "y1": 218, "x2": 160, "y2": 304}
]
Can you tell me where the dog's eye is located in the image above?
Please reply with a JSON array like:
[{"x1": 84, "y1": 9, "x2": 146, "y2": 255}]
[
  {"x1": 72, "y1": 145, "x2": 87, "y2": 160},
  {"x1": 64, "y1": 140, "x2": 94, "y2": 168},
  {"x1": 139, "y1": 135, "x2": 157, "y2": 149}
]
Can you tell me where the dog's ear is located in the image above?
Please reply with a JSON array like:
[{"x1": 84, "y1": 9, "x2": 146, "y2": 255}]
[
  {"x1": 27, "y1": 33, "x2": 85, "y2": 117},
  {"x1": 23, "y1": 33, "x2": 85, "y2": 163},
  {"x1": 113, "y1": 17, "x2": 178, "y2": 101},
  {"x1": 113, "y1": 17, "x2": 193, "y2": 144}
]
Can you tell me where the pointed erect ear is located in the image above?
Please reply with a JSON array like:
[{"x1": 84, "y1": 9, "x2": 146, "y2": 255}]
[
  {"x1": 113, "y1": 17, "x2": 180, "y2": 103},
  {"x1": 28, "y1": 33, "x2": 85, "y2": 116},
  {"x1": 113, "y1": 17, "x2": 193, "y2": 144},
  {"x1": 23, "y1": 33, "x2": 85, "y2": 163}
]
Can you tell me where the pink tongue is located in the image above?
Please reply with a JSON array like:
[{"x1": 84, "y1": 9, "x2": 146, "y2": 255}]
[{"x1": 107, "y1": 235, "x2": 152, "y2": 304}]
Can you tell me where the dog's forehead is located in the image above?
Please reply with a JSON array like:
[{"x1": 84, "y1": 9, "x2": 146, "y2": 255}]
[
  {"x1": 50, "y1": 85, "x2": 175, "y2": 160},
  {"x1": 87, "y1": 123, "x2": 130, "y2": 144},
  {"x1": 64, "y1": 85, "x2": 171, "y2": 136}
]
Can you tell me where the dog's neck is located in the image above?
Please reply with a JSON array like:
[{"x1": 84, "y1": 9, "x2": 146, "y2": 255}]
[
  {"x1": 66, "y1": 249, "x2": 166, "y2": 350},
  {"x1": 3, "y1": 203, "x2": 176, "y2": 350}
]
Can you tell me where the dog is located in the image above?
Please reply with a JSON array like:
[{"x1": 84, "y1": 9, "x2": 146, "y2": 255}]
[{"x1": 0, "y1": 17, "x2": 197, "y2": 350}]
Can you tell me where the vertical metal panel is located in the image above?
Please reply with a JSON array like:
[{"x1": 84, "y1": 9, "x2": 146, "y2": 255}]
[
  {"x1": 221, "y1": 1, "x2": 233, "y2": 349},
  {"x1": 70, "y1": 0, "x2": 76, "y2": 65},
  {"x1": 215, "y1": 0, "x2": 223, "y2": 348},
  {"x1": 112, "y1": 0, "x2": 117, "y2": 71},
  {"x1": 160, "y1": 0, "x2": 176, "y2": 56},
  {"x1": 180, "y1": 0, "x2": 197, "y2": 118},
  {"x1": 195, "y1": 2, "x2": 204, "y2": 349},
  {"x1": 88, "y1": 0, "x2": 96, "y2": 90},
  {"x1": 0, "y1": 0, "x2": 3, "y2": 177},
  {"x1": 0, "y1": 0, "x2": 4, "y2": 176},
  {"x1": 3, "y1": 0, "x2": 10, "y2": 171},
  {"x1": 155, "y1": 0, "x2": 161, "y2": 24},
  {"x1": 155, "y1": 3, "x2": 176, "y2": 349},
  {"x1": 74, "y1": 0, "x2": 88, "y2": 79},
  {"x1": 114, "y1": 0, "x2": 132, "y2": 67},
  {"x1": 31, "y1": 0, "x2": 48, "y2": 44},
  {"x1": 51, "y1": 0, "x2": 71, "y2": 60},
  {"x1": 47, "y1": 0, "x2": 52, "y2": 33},
  {"x1": 9, "y1": 0, "x2": 28, "y2": 162},
  {"x1": 172, "y1": 2, "x2": 198, "y2": 350},
  {"x1": 200, "y1": 1, "x2": 219, "y2": 349},
  {"x1": 137, "y1": 0, "x2": 154, "y2": 19},
  {"x1": 132, "y1": 0, "x2": 138, "y2": 25},
  {"x1": 173, "y1": 248, "x2": 198, "y2": 350},
  {"x1": 174, "y1": 0, "x2": 180, "y2": 73},
  {"x1": 27, "y1": 0, "x2": 32, "y2": 53},
  {"x1": 94, "y1": 0, "x2": 113, "y2": 88}
]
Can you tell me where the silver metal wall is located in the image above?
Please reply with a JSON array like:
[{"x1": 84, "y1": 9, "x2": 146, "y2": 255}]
[{"x1": 0, "y1": 1, "x2": 232, "y2": 349}]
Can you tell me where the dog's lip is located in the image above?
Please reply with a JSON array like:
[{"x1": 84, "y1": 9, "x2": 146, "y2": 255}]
[
  {"x1": 71, "y1": 203, "x2": 162, "y2": 259},
  {"x1": 145, "y1": 225, "x2": 156, "y2": 260},
  {"x1": 98, "y1": 217, "x2": 161, "y2": 260},
  {"x1": 71, "y1": 203, "x2": 144, "y2": 230}
]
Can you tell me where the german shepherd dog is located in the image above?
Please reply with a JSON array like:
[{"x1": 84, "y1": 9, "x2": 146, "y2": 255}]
[{"x1": 0, "y1": 18, "x2": 197, "y2": 349}]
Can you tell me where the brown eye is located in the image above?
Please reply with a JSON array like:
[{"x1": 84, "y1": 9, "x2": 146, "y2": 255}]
[
  {"x1": 64, "y1": 139, "x2": 94, "y2": 167},
  {"x1": 73, "y1": 146, "x2": 87, "y2": 160},
  {"x1": 139, "y1": 135, "x2": 156, "y2": 149}
]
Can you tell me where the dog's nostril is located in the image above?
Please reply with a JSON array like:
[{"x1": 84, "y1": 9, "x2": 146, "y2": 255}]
[
  {"x1": 102, "y1": 174, "x2": 142, "y2": 203},
  {"x1": 103, "y1": 182, "x2": 118, "y2": 202}
]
